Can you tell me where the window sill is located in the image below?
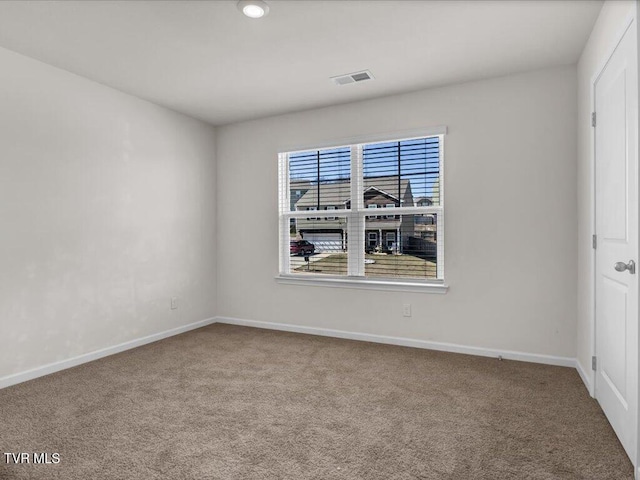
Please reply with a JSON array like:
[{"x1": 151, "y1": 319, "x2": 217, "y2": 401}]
[{"x1": 274, "y1": 274, "x2": 448, "y2": 294}]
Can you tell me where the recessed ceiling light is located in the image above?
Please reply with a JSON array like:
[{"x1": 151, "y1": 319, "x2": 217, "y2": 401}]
[{"x1": 237, "y1": 0, "x2": 270, "y2": 19}]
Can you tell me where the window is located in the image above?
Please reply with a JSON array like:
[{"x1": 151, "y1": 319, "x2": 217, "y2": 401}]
[
  {"x1": 385, "y1": 203, "x2": 396, "y2": 219},
  {"x1": 367, "y1": 203, "x2": 379, "y2": 219},
  {"x1": 326, "y1": 206, "x2": 337, "y2": 221},
  {"x1": 279, "y1": 131, "x2": 444, "y2": 286},
  {"x1": 306, "y1": 206, "x2": 320, "y2": 221}
]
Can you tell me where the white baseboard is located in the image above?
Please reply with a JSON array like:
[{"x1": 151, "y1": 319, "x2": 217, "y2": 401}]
[
  {"x1": 216, "y1": 316, "x2": 576, "y2": 368},
  {"x1": 1, "y1": 315, "x2": 580, "y2": 391},
  {"x1": 0, "y1": 317, "x2": 217, "y2": 390},
  {"x1": 576, "y1": 359, "x2": 594, "y2": 397}
]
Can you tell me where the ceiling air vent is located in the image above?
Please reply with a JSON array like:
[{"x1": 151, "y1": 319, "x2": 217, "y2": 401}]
[{"x1": 331, "y1": 70, "x2": 375, "y2": 86}]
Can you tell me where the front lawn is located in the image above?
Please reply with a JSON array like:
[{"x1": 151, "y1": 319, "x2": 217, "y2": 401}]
[{"x1": 294, "y1": 253, "x2": 436, "y2": 279}]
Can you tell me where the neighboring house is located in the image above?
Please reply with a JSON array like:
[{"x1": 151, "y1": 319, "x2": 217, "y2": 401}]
[
  {"x1": 414, "y1": 197, "x2": 433, "y2": 207},
  {"x1": 289, "y1": 180, "x2": 312, "y2": 212},
  {"x1": 289, "y1": 180, "x2": 313, "y2": 236},
  {"x1": 414, "y1": 196, "x2": 437, "y2": 241},
  {"x1": 293, "y1": 175, "x2": 415, "y2": 253}
]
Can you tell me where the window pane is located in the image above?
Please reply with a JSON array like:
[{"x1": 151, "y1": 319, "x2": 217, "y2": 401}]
[
  {"x1": 289, "y1": 147, "x2": 351, "y2": 214},
  {"x1": 363, "y1": 213, "x2": 437, "y2": 279},
  {"x1": 363, "y1": 137, "x2": 440, "y2": 207},
  {"x1": 288, "y1": 217, "x2": 348, "y2": 276}
]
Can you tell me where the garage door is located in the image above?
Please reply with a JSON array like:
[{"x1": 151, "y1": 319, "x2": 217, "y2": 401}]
[{"x1": 303, "y1": 233, "x2": 344, "y2": 253}]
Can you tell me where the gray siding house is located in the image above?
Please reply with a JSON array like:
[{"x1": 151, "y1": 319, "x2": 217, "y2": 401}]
[{"x1": 293, "y1": 175, "x2": 416, "y2": 253}]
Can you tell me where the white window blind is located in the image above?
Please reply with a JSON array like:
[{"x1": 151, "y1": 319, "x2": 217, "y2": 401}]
[{"x1": 279, "y1": 134, "x2": 444, "y2": 282}]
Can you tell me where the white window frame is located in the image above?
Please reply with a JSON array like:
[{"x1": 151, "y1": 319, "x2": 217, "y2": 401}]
[
  {"x1": 277, "y1": 127, "x2": 447, "y2": 293},
  {"x1": 306, "y1": 206, "x2": 320, "y2": 221},
  {"x1": 325, "y1": 205, "x2": 337, "y2": 221},
  {"x1": 367, "y1": 203, "x2": 379, "y2": 220},
  {"x1": 385, "y1": 203, "x2": 396, "y2": 219}
]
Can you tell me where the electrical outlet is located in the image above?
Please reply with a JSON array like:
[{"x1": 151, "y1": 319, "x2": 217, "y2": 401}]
[
  {"x1": 171, "y1": 297, "x2": 178, "y2": 310},
  {"x1": 402, "y1": 304, "x2": 411, "y2": 317}
]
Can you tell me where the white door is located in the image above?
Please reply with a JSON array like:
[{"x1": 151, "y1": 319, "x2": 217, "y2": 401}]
[{"x1": 594, "y1": 19, "x2": 638, "y2": 465}]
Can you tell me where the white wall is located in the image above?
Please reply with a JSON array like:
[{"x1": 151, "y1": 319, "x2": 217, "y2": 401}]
[
  {"x1": 576, "y1": 0, "x2": 636, "y2": 388},
  {"x1": 216, "y1": 66, "x2": 578, "y2": 359},
  {"x1": 0, "y1": 47, "x2": 217, "y2": 380}
]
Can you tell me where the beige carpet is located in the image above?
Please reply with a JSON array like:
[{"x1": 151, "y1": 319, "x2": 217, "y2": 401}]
[{"x1": 0, "y1": 323, "x2": 633, "y2": 479}]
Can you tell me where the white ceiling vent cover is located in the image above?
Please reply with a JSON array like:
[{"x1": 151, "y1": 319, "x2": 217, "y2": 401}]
[{"x1": 331, "y1": 70, "x2": 375, "y2": 86}]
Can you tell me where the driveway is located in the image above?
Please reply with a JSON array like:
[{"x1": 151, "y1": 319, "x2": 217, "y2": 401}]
[{"x1": 289, "y1": 252, "x2": 332, "y2": 270}]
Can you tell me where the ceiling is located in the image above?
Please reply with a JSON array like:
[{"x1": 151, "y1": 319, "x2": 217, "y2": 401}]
[{"x1": 0, "y1": 0, "x2": 602, "y2": 126}]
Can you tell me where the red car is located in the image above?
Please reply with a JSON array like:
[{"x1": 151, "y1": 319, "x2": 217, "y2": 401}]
[{"x1": 290, "y1": 240, "x2": 315, "y2": 256}]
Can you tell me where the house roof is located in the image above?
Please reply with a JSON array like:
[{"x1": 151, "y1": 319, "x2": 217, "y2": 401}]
[
  {"x1": 295, "y1": 176, "x2": 411, "y2": 209},
  {"x1": 290, "y1": 180, "x2": 313, "y2": 189}
]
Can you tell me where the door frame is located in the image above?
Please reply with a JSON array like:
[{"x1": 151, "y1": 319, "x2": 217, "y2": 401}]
[{"x1": 589, "y1": 10, "x2": 638, "y2": 474}]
